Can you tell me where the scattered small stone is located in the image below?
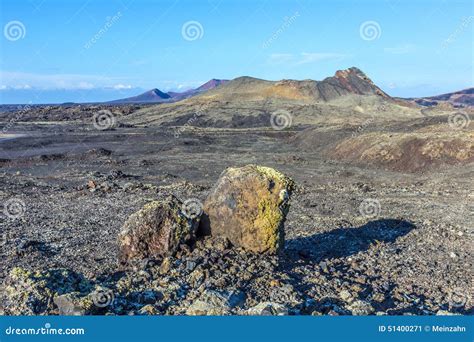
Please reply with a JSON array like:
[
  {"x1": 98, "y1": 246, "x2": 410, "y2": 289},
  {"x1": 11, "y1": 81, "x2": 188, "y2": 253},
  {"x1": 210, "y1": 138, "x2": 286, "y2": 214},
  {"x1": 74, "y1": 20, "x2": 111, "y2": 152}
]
[
  {"x1": 159, "y1": 257, "x2": 172, "y2": 275},
  {"x1": 339, "y1": 290, "x2": 353, "y2": 302},
  {"x1": 186, "y1": 290, "x2": 245, "y2": 315},
  {"x1": 137, "y1": 304, "x2": 160, "y2": 315},
  {"x1": 247, "y1": 302, "x2": 288, "y2": 316},
  {"x1": 346, "y1": 300, "x2": 375, "y2": 315},
  {"x1": 53, "y1": 293, "x2": 94, "y2": 315},
  {"x1": 186, "y1": 260, "x2": 197, "y2": 271},
  {"x1": 87, "y1": 180, "x2": 97, "y2": 190},
  {"x1": 269, "y1": 279, "x2": 281, "y2": 287},
  {"x1": 202, "y1": 236, "x2": 231, "y2": 252},
  {"x1": 86, "y1": 148, "x2": 112, "y2": 157},
  {"x1": 372, "y1": 292, "x2": 385, "y2": 303},
  {"x1": 436, "y1": 310, "x2": 458, "y2": 316}
]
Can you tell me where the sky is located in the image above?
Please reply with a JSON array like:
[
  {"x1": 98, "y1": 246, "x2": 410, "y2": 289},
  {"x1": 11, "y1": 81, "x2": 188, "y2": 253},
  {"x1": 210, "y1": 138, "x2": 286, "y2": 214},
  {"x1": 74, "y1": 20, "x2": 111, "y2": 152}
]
[{"x1": 0, "y1": 0, "x2": 473, "y2": 104}]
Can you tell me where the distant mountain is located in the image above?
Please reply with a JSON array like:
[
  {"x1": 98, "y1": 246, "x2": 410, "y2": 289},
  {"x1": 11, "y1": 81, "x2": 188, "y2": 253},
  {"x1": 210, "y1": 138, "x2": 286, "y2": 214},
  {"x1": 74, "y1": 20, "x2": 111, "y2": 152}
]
[
  {"x1": 110, "y1": 88, "x2": 171, "y2": 103},
  {"x1": 122, "y1": 67, "x2": 426, "y2": 129},
  {"x1": 413, "y1": 88, "x2": 473, "y2": 107},
  {"x1": 192, "y1": 67, "x2": 390, "y2": 102},
  {"x1": 110, "y1": 79, "x2": 228, "y2": 104},
  {"x1": 195, "y1": 79, "x2": 228, "y2": 91},
  {"x1": 112, "y1": 67, "x2": 392, "y2": 105}
]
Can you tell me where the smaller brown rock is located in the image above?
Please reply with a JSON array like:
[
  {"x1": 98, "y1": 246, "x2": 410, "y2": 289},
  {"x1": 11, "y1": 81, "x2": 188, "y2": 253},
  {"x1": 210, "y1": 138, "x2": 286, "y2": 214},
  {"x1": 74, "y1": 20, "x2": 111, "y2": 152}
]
[
  {"x1": 159, "y1": 257, "x2": 172, "y2": 275},
  {"x1": 87, "y1": 180, "x2": 97, "y2": 190},
  {"x1": 118, "y1": 196, "x2": 200, "y2": 263}
]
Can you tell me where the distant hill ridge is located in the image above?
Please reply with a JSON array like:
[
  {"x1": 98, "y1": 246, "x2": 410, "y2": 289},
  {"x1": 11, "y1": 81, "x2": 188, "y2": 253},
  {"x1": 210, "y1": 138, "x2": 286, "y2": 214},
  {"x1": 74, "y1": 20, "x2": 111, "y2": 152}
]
[
  {"x1": 110, "y1": 67, "x2": 390, "y2": 104},
  {"x1": 110, "y1": 79, "x2": 229, "y2": 104},
  {"x1": 179, "y1": 67, "x2": 390, "y2": 103},
  {"x1": 414, "y1": 88, "x2": 474, "y2": 107},
  {"x1": 110, "y1": 67, "x2": 472, "y2": 108}
]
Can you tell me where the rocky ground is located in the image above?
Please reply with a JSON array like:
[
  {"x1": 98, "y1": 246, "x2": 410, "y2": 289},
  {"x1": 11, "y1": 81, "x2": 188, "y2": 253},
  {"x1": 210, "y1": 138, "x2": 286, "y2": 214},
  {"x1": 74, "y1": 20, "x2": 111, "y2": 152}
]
[{"x1": 0, "y1": 104, "x2": 472, "y2": 316}]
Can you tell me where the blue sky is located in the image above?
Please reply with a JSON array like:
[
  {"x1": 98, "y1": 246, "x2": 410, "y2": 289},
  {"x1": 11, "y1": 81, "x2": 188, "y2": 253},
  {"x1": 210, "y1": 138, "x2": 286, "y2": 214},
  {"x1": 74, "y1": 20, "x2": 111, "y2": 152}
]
[{"x1": 0, "y1": 0, "x2": 473, "y2": 103}]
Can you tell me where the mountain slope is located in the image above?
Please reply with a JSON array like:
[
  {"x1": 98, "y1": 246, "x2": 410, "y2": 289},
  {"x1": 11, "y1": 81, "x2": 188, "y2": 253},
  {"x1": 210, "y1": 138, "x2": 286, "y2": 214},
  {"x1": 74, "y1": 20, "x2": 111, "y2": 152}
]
[
  {"x1": 194, "y1": 67, "x2": 389, "y2": 103},
  {"x1": 413, "y1": 88, "x2": 474, "y2": 107},
  {"x1": 110, "y1": 88, "x2": 171, "y2": 103},
  {"x1": 195, "y1": 79, "x2": 229, "y2": 91},
  {"x1": 110, "y1": 79, "x2": 228, "y2": 104},
  {"x1": 122, "y1": 67, "x2": 425, "y2": 128}
]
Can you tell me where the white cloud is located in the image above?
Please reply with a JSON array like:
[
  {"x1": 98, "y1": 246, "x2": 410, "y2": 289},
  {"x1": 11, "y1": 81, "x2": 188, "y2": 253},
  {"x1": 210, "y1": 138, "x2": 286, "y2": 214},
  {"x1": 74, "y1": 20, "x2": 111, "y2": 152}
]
[
  {"x1": 112, "y1": 84, "x2": 132, "y2": 90},
  {"x1": 12, "y1": 85, "x2": 32, "y2": 90},
  {"x1": 0, "y1": 71, "x2": 134, "y2": 90},
  {"x1": 159, "y1": 80, "x2": 203, "y2": 92},
  {"x1": 266, "y1": 52, "x2": 347, "y2": 66},
  {"x1": 384, "y1": 44, "x2": 416, "y2": 54},
  {"x1": 77, "y1": 82, "x2": 95, "y2": 90}
]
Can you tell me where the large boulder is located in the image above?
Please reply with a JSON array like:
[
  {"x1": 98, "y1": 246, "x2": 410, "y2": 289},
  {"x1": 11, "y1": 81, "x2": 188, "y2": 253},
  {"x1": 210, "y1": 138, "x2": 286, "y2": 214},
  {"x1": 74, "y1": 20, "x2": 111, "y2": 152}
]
[
  {"x1": 200, "y1": 165, "x2": 294, "y2": 253},
  {"x1": 118, "y1": 196, "x2": 200, "y2": 263}
]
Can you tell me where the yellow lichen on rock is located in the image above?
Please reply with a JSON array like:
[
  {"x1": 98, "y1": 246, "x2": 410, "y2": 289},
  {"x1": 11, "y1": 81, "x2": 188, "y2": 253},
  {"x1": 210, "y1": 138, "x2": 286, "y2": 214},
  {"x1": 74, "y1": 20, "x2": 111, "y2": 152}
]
[
  {"x1": 254, "y1": 198, "x2": 284, "y2": 252},
  {"x1": 200, "y1": 164, "x2": 294, "y2": 253}
]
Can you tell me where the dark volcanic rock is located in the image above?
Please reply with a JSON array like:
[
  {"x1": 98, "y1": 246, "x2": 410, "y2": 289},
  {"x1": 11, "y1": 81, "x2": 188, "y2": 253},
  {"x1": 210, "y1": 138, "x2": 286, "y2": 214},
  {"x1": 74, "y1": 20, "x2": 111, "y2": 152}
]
[
  {"x1": 327, "y1": 67, "x2": 389, "y2": 98},
  {"x1": 118, "y1": 196, "x2": 200, "y2": 263},
  {"x1": 200, "y1": 165, "x2": 294, "y2": 253},
  {"x1": 3, "y1": 267, "x2": 93, "y2": 315},
  {"x1": 423, "y1": 87, "x2": 474, "y2": 107},
  {"x1": 186, "y1": 289, "x2": 245, "y2": 315},
  {"x1": 53, "y1": 292, "x2": 95, "y2": 316}
]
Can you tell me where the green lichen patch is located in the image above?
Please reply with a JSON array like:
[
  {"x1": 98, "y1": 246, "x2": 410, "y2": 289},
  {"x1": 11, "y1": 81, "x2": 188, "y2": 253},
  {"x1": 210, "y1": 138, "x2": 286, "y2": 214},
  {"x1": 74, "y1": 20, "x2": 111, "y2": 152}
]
[{"x1": 3, "y1": 267, "x2": 94, "y2": 315}]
